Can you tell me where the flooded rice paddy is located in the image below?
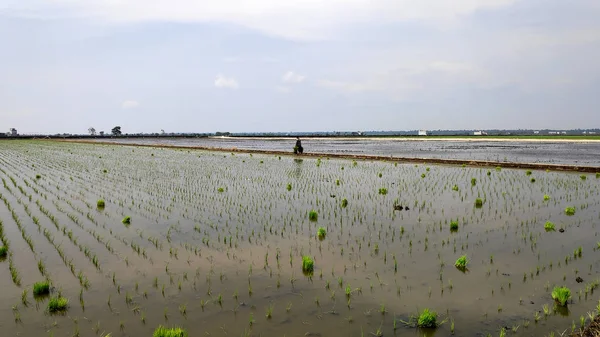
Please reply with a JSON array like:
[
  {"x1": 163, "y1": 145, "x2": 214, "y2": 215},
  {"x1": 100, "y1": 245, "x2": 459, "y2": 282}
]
[
  {"x1": 98, "y1": 137, "x2": 600, "y2": 166},
  {"x1": 0, "y1": 140, "x2": 600, "y2": 337}
]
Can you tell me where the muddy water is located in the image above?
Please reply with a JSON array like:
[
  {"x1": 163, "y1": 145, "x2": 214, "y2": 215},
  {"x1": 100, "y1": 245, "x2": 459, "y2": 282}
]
[
  {"x1": 97, "y1": 137, "x2": 600, "y2": 166},
  {"x1": 0, "y1": 140, "x2": 599, "y2": 337}
]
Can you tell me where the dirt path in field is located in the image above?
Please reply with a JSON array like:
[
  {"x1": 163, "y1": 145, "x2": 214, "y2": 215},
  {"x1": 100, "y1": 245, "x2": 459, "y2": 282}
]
[{"x1": 52, "y1": 139, "x2": 600, "y2": 173}]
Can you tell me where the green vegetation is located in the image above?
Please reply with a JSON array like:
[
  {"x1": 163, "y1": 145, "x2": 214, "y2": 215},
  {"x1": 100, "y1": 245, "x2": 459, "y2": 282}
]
[
  {"x1": 580, "y1": 175, "x2": 587, "y2": 180},
  {"x1": 96, "y1": 199, "x2": 105, "y2": 208},
  {"x1": 122, "y1": 216, "x2": 131, "y2": 225},
  {"x1": 530, "y1": 177, "x2": 536, "y2": 183},
  {"x1": 543, "y1": 194, "x2": 550, "y2": 201},
  {"x1": 471, "y1": 178, "x2": 476, "y2": 186},
  {"x1": 217, "y1": 187, "x2": 225, "y2": 193},
  {"x1": 597, "y1": 172, "x2": 600, "y2": 179},
  {"x1": 378, "y1": 188, "x2": 388, "y2": 195},
  {"x1": 0, "y1": 245, "x2": 7, "y2": 258},
  {"x1": 317, "y1": 227, "x2": 326, "y2": 239},
  {"x1": 417, "y1": 309, "x2": 438, "y2": 328},
  {"x1": 302, "y1": 256, "x2": 314, "y2": 273},
  {"x1": 35, "y1": 174, "x2": 41, "y2": 179},
  {"x1": 565, "y1": 207, "x2": 576, "y2": 216},
  {"x1": 544, "y1": 221, "x2": 555, "y2": 232},
  {"x1": 153, "y1": 326, "x2": 188, "y2": 337},
  {"x1": 341, "y1": 198, "x2": 348, "y2": 208},
  {"x1": 475, "y1": 198, "x2": 483, "y2": 208},
  {"x1": 33, "y1": 281, "x2": 50, "y2": 296},
  {"x1": 308, "y1": 210, "x2": 318, "y2": 222},
  {"x1": 449, "y1": 220, "x2": 458, "y2": 231},
  {"x1": 286, "y1": 183, "x2": 292, "y2": 191},
  {"x1": 455, "y1": 255, "x2": 468, "y2": 270},
  {"x1": 551, "y1": 286, "x2": 571, "y2": 306},
  {"x1": 526, "y1": 170, "x2": 532, "y2": 176},
  {"x1": 47, "y1": 296, "x2": 69, "y2": 313},
  {"x1": 451, "y1": 185, "x2": 459, "y2": 191}
]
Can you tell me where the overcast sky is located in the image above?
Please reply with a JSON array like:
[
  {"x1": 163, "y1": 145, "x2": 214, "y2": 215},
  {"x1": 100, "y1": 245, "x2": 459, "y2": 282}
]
[{"x1": 1, "y1": 0, "x2": 599, "y2": 134}]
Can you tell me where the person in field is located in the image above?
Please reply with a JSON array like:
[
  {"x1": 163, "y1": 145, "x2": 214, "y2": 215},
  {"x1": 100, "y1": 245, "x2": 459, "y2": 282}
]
[{"x1": 294, "y1": 137, "x2": 304, "y2": 154}]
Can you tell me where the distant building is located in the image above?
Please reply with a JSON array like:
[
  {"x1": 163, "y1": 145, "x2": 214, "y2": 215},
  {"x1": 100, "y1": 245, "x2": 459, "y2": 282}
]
[
  {"x1": 99, "y1": 131, "x2": 104, "y2": 136},
  {"x1": 473, "y1": 131, "x2": 487, "y2": 136},
  {"x1": 9, "y1": 128, "x2": 17, "y2": 136},
  {"x1": 418, "y1": 130, "x2": 428, "y2": 136},
  {"x1": 533, "y1": 131, "x2": 540, "y2": 134}
]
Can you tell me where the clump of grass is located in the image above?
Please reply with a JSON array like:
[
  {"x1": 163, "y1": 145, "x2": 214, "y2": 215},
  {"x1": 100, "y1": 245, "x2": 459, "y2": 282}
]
[
  {"x1": 451, "y1": 185, "x2": 459, "y2": 191},
  {"x1": 543, "y1": 194, "x2": 550, "y2": 201},
  {"x1": 153, "y1": 326, "x2": 188, "y2": 337},
  {"x1": 0, "y1": 246, "x2": 7, "y2": 258},
  {"x1": 449, "y1": 220, "x2": 458, "y2": 231},
  {"x1": 122, "y1": 216, "x2": 131, "y2": 225},
  {"x1": 47, "y1": 296, "x2": 69, "y2": 313},
  {"x1": 341, "y1": 198, "x2": 348, "y2": 208},
  {"x1": 33, "y1": 281, "x2": 50, "y2": 296},
  {"x1": 217, "y1": 187, "x2": 225, "y2": 193},
  {"x1": 580, "y1": 175, "x2": 587, "y2": 180},
  {"x1": 565, "y1": 207, "x2": 576, "y2": 216},
  {"x1": 544, "y1": 221, "x2": 555, "y2": 232},
  {"x1": 474, "y1": 198, "x2": 483, "y2": 208},
  {"x1": 96, "y1": 199, "x2": 105, "y2": 208},
  {"x1": 308, "y1": 210, "x2": 318, "y2": 222},
  {"x1": 417, "y1": 309, "x2": 438, "y2": 328},
  {"x1": 378, "y1": 188, "x2": 388, "y2": 195},
  {"x1": 35, "y1": 174, "x2": 41, "y2": 179},
  {"x1": 526, "y1": 170, "x2": 532, "y2": 176},
  {"x1": 596, "y1": 172, "x2": 600, "y2": 179},
  {"x1": 530, "y1": 177, "x2": 536, "y2": 183},
  {"x1": 552, "y1": 286, "x2": 571, "y2": 306},
  {"x1": 286, "y1": 183, "x2": 292, "y2": 191},
  {"x1": 471, "y1": 178, "x2": 476, "y2": 186},
  {"x1": 317, "y1": 227, "x2": 326, "y2": 239},
  {"x1": 302, "y1": 256, "x2": 314, "y2": 273},
  {"x1": 455, "y1": 255, "x2": 468, "y2": 271}
]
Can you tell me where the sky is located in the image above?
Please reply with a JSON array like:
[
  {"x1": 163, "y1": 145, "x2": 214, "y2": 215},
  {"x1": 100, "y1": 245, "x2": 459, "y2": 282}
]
[{"x1": 1, "y1": 0, "x2": 599, "y2": 134}]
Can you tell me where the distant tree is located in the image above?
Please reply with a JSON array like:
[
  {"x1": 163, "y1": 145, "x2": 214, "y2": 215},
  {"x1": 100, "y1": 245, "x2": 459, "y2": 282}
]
[
  {"x1": 111, "y1": 126, "x2": 122, "y2": 136},
  {"x1": 88, "y1": 127, "x2": 96, "y2": 135}
]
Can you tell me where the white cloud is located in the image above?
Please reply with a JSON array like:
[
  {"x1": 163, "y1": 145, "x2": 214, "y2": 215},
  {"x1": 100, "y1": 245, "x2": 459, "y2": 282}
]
[
  {"x1": 282, "y1": 71, "x2": 306, "y2": 83},
  {"x1": 121, "y1": 100, "x2": 139, "y2": 109},
  {"x1": 1, "y1": 0, "x2": 519, "y2": 40},
  {"x1": 214, "y1": 74, "x2": 239, "y2": 89}
]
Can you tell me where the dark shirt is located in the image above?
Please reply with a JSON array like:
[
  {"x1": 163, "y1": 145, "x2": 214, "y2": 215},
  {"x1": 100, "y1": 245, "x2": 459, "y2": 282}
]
[{"x1": 295, "y1": 139, "x2": 302, "y2": 148}]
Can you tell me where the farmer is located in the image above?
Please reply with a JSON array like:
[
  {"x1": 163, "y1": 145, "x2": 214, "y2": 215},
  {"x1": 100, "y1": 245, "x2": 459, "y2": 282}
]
[{"x1": 294, "y1": 137, "x2": 304, "y2": 154}]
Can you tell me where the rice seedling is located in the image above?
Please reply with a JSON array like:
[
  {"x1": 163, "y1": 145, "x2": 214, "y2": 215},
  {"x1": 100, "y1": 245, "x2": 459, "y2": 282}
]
[
  {"x1": 455, "y1": 255, "x2": 468, "y2": 271},
  {"x1": 565, "y1": 207, "x2": 576, "y2": 216},
  {"x1": 302, "y1": 256, "x2": 314, "y2": 273},
  {"x1": 449, "y1": 220, "x2": 458, "y2": 231},
  {"x1": 474, "y1": 198, "x2": 483, "y2": 208},
  {"x1": 471, "y1": 178, "x2": 477, "y2": 186},
  {"x1": 417, "y1": 308, "x2": 438, "y2": 328},
  {"x1": 265, "y1": 303, "x2": 274, "y2": 319},
  {"x1": 544, "y1": 221, "x2": 555, "y2": 232},
  {"x1": 286, "y1": 183, "x2": 292, "y2": 191},
  {"x1": 0, "y1": 245, "x2": 6, "y2": 258},
  {"x1": 552, "y1": 286, "x2": 571, "y2": 306},
  {"x1": 543, "y1": 194, "x2": 550, "y2": 201},
  {"x1": 580, "y1": 174, "x2": 587, "y2": 180},
  {"x1": 378, "y1": 188, "x2": 388, "y2": 195},
  {"x1": 122, "y1": 216, "x2": 132, "y2": 225},
  {"x1": 47, "y1": 296, "x2": 69, "y2": 313},
  {"x1": 308, "y1": 210, "x2": 318, "y2": 222},
  {"x1": 153, "y1": 326, "x2": 188, "y2": 337},
  {"x1": 96, "y1": 199, "x2": 105, "y2": 208},
  {"x1": 341, "y1": 198, "x2": 348, "y2": 208},
  {"x1": 33, "y1": 280, "x2": 50, "y2": 296},
  {"x1": 317, "y1": 227, "x2": 326, "y2": 239}
]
